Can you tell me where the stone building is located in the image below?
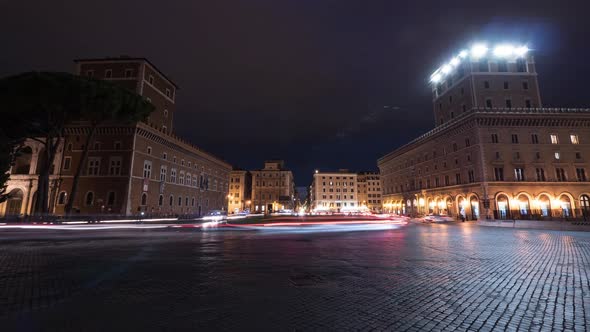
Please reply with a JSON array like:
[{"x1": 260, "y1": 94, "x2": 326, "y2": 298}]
[
  {"x1": 356, "y1": 172, "x2": 382, "y2": 212},
  {"x1": 0, "y1": 57, "x2": 231, "y2": 217},
  {"x1": 310, "y1": 170, "x2": 358, "y2": 213},
  {"x1": 227, "y1": 169, "x2": 252, "y2": 213},
  {"x1": 379, "y1": 43, "x2": 590, "y2": 220},
  {"x1": 250, "y1": 160, "x2": 295, "y2": 213}
]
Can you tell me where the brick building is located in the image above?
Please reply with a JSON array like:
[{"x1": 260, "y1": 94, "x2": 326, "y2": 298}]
[
  {"x1": 0, "y1": 57, "x2": 231, "y2": 217},
  {"x1": 227, "y1": 169, "x2": 252, "y2": 213},
  {"x1": 379, "y1": 43, "x2": 590, "y2": 220},
  {"x1": 250, "y1": 160, "x2": 295, "y2": 213}
]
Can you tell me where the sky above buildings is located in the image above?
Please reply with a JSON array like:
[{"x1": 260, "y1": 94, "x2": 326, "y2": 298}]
[{"x1": 2, "y1": 0, "x2": 589, "y2": 186}]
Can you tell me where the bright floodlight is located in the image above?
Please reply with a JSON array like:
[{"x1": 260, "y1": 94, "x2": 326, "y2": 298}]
[
  {"x1": 441, "y1": 64, "x2": 452, "y2": 74},
  {"x1": 449, "y1": 57, "x2": 460, "y2": 67},
  {"x1": 493, "y1": 44, "x2": 515, "y2": 57},
  {"x1": 515, "y1": 45, "x2": 529, "y2": 57},
  {"x1": 458, "y1": 50, "x2": 469, "y2": 58},
  {"x1": 431, "y1": 73, "x2": 442, "y2": 83},
  {"x1": 471, "y1": 44, "x2": 488, "y2": 58}
]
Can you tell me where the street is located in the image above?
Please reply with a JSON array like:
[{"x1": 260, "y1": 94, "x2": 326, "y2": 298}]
[{"x1": 0, "y1": 222, "x2": 588, "y2": 331}]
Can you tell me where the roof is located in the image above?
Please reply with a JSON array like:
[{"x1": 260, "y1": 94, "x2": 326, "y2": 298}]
[{"x1": 73, "y1": 56, "x2": 179, "y2": 89}]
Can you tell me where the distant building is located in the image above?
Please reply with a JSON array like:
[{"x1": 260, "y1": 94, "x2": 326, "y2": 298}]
[
  {"x1": 357, "y1": 172, "x2": 382, "y2": 212},
  {"x1": 310, "y1": 170, "x2": 358, "y2": 213},
  {"x1": 379, "y1": 43, "x2": 590, "y2": 220},
  {"x1": 228, "y1": 169, "x2": 252, "y2": 213},
  {"x1": 1, "y1": 57, "x2": 231, "y2": 217},
  {"x1": 250, "y1": 160, "x2": 295, "y2": 213}
]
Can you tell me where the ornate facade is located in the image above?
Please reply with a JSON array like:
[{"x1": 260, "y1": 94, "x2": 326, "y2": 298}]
[{"x1": 379, "y1": 45, "x2": 590, "y2": 220}]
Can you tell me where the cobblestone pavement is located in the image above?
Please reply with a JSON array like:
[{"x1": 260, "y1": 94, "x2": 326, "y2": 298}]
[{"x1": 0, "y1": 223, "x2": 589, "y2": 331}]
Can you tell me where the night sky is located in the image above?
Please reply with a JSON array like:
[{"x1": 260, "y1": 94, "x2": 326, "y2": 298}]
[{"x1": 2, "y1": 1, "x2": 589, "y2": 186}]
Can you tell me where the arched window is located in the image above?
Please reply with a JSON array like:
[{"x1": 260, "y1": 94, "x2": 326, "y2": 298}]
[
  {"x1": 496, "y1": 194, "x2": 509, "y2": 219},
  {"x1": 169, "y1": 195, "x2": 174, "y2": 206},
  {"x1": 85, "y1": 192, "x2": 94, "y2": 206},
  {"x1": 191, "y1": 197, "x2": 195, "y2": 207},
  {"x1": 141, "y1": 193, "x2": 147, "y2": 206},
  {"x1": 178, "y1": 196, "x2": 182, "y2": 206},
  {"x1": 107, "y1": 191, "x2": 116, "y2": 206},
  {"x1": 185, "y1": 197, "x2": 189, "y2": 206},
  {"x1": 57, "y1": 191, "x2": 67, "y2": 205},
  {"x1": 581, "y1": 195, "x2": 590, "y2": 212},
  {"x1": 158, "y1": 195, "x2": 164, "y2": 206}
]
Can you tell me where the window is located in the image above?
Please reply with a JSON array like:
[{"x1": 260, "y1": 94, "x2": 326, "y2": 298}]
[
  {"x1": 497, "y1": 60, "x2": 508, "y2": 72},
  {"x1": 468, "y1": 170, "x2": 475, "y2": 183},
  {"x1": 479, "y1": 61, "x2": 489, "y2": 72},
  {"x1": 105, "y1": 69, "x2": 112, "y2": 78},
  {"x1": 67, "y1": 143, "x2": 73, "y2": 151},
  {"x1": 107, "y1": 191, "x2": 116, "y2": 206},
  {"x1": 491, "y1": 134, "x2": 499, "y2": 143},
  {"x1": 576, "y1": 152, "x2": 582, "y2": 160},
  {"x1": 531, "y1": 134, "x2": 539, "y2": 144},
  {"x1": 57, "y1": 192, "x2": 67, "y2": 205},
  {"x1": 514, "y1": 152, "x2": 520, "y2": 160},
  {"x1": 522, "y1": 81, "x2": 529, "y2": 90},
  {"x1": 505, "y1": 99, "x2": 512, "y2": 108},
  {"x1": 159, "y1": 195, "x2": 164, "y2": 206},
  {"x1": 109, "y1": 157, "x2": 122, "y2": 175},
  {"x1": 170, "y1": 168, "x2": 177, "y2": 183},
  {"x1": 556, "y1": 168, "x2": 567, "y2": 181},
  {"x1": 164, "y1": 109, "x2": 168, "y2": 118},
  {"x1": 451, "y1": 112, "x2": 454, "y2": 119},
  {"x1": 494, "y1": 168, "x2": 504, "y2": 181},
  {"x1": 86, "y1": 70, "x2": 94, "y2": 77},
  {"x1": 163, "y1": 152, "x2": 167, "y2": 160},
  {"x1": 516, "y1": 58, "x2": 527, "y2": 72},
  {"x1": 453, "y1": 143, "x2": 457, "y2": 152},
  {"x1": 485, "y1": 99, "x2": 493, "y2": 108},
  {"x1": 125, "y1": 69, "x2": 134, "y2": 78},
  {"x1": 484, "y1": 81, "x2": 490, "y2": 88},
  {"x1": 535, "y1": 152, "x2": 541, "y2": 160},
  {"x1": 570, "y1": 134, "x2": 579, "y2": 144},
  {"x1": 511, "y1": 134, "x2": 519, "y2": 144},
  {"x1": 147, "y1": 146, "x2": 152, "y2": 155},
  {"x1": 462, "y1": 104, "x2": 467, "y2": 113},
  {"x1": 445, "y1": 175, "x2": 450, "y2": 186},
  {"x1": 143, "y1": 160, "x2": 152, "y2": 178},
  {"x1": 503, "y1": 81, "x2": 509, "y2": 89},
  {"x1": 536, "y1": 168, "x2": 546, "y2": 181},
  {"x1": 525, "y1": 99, "x2": 532, "y2": 108},
  {"x1": 114, "y1": 141, "x2": 122, "y2": 150},
  {"x1": 179, "y1": 171, "x2": 185, "y2": 185},
  {"x1": 148, "y1": 75, "x2": 154, "y2": 85},
  {"x1": 449, "y1": 95, "x2": 453, "y2": 104},
  {"x1": 514, "y1": 168, "x2": 525, "y2": 181},
  {"x1": 63, "y1": 157, "x2": 72, "y2": 170},
  {"x1": 495, "y1": 152, "x2": 501, "y2": 160},
  {"x1": 185, "y1": 197, "x2": 189, "y2": 206},
  {"x1": 169, "y1": 195, "x2": 174, "y2": 206},
  {"x1": 554, "y1": 152, "x2": 560, "y2": 160},
  {"x1": 455, "y1": 173, "x2": 461, "y2": 185},
  {"x1": 465, "y1": 138, "x2": 470, "y2": 147},
  {"x1": 576, "y1": 168, "x2": 587, "y2": 181},
  {"x1": 87, "y1": 157, "x2": 100, "y2": 175},
  {"x1": 178, "y1": 196, "x2": 182, "y2": 206},
  {"x1": 550, "y1": 134, "x2": 559, "y2": 144},
  {"x1": 81, "y1": 193, "x2": 94, "y2": 209},
  {"x1": 165, "y1": 88, "x2": 171, "y2": 98},
  {"x1": 93, "y1": 142, "x2": 101, "y2": 150}
]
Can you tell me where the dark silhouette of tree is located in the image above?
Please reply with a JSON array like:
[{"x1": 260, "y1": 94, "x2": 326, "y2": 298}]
[{"x1": 64, "y1": 80, "x2": 154, "y2": 215}]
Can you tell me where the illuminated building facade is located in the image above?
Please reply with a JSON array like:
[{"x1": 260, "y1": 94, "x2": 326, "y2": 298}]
[
  {"x1": 356, "y1": 172, "x2": 382, "y2": 212},
  {"x1": 227, "y1": 169, "x2": 252, "y2": 213},
  {"x1": 0, "y1": 57, "x2": 231, "y2": 217},
  {"x1": 250, "y1": 160, "x2": 295, "y2": 213},
  {"x1": 379, "y1": 43, "x2": 590, "y2": 220},
  {"x1": 310, "y1": 170, "x2": 358, "y2": 212}
]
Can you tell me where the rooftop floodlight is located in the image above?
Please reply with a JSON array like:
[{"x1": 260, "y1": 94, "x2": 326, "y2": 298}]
[
  {"x1": 470, "y1": 44, "x2": 488, "y2": 58},
  {"x1": 458, "y1": 50, "x2": 469, "y2": 58},
  {"x1": 493, "y1": 44, "x2": 515, "y2": 57},
  {"x1": 449, "y1": 57, "x2": 461, "y2": 67},
  {"x1": 515, "y1": 45, "x2": 529, "y2": 57},
  {"x1": 430, "y1": 73, "x2": 442, "y2": 83},
  {"x1": 441, "y1": 64, "x2": 452, "y2": 74}
]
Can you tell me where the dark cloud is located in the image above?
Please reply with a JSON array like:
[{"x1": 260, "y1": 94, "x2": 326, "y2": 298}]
[{"x1": 1, "y1": 0, "x2": 589, "y2": 184}]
